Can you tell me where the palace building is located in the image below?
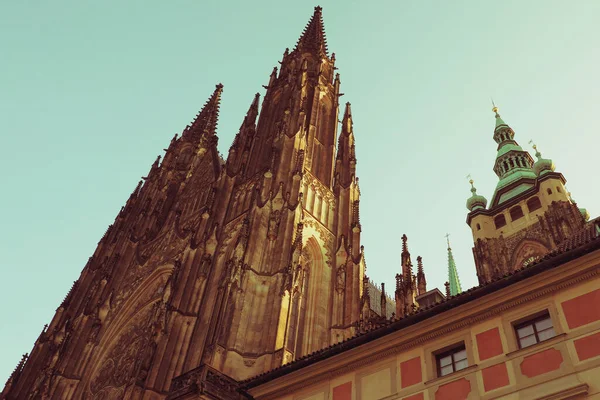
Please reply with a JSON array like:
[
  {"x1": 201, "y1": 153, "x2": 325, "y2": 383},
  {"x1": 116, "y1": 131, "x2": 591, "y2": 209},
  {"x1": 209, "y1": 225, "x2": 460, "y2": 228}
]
[{"x1": 3, "y1": 6, "x2": 599, "y2": 400}]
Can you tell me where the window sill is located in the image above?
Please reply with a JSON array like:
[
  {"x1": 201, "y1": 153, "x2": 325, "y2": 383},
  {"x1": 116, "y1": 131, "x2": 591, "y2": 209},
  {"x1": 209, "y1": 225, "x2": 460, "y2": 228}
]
[
  {"x1": 505, "y1": 333, "x2": 567, "y2": 358},
  {"x1": 424, "y1": 364, "x2": 478, "y2": 386}
]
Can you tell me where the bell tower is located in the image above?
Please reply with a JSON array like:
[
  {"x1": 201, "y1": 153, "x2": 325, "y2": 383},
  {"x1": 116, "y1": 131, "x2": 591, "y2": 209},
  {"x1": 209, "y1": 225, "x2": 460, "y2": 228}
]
[
  {"x1": 466, "y1": 105, "x2": 588, "y2": 284},
  {"x1": 204, "y1": 6, "x2": 365, "y2": 378}
]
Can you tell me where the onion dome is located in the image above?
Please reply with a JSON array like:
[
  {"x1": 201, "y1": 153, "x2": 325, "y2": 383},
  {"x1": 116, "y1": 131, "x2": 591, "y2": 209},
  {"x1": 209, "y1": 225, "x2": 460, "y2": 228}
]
[
  {"x1": 531, "y1": 143, "x2": 555, "y2": 176},
  {"x1": 580, "y1": 208, "x2": 591, "y2": 222},
  {"x1": 466, "y1": 179, "x2": 488, "y2": 211},
  {"x1": 569, "y1": 192, "x2": 590, "y2": 222}
]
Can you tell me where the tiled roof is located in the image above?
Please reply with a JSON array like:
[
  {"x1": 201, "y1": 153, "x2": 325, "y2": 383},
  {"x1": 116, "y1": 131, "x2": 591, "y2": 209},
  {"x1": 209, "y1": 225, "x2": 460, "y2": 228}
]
[
  {"x1": 241, "y1": 218, "x2": 600, "y2": 389},
  {"x1": 367, "y1": 281, "x2": 396, "y2": 319}
]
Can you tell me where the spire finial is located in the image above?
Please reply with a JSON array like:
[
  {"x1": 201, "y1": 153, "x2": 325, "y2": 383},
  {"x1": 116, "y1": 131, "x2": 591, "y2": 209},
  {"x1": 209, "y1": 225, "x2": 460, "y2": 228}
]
[
  {"x1": 467, "y1": 174, "x2": 477, "y2": 195},
  {"x1": 295, "y1": 6, "x2": 329, "y2": 57},
  {"x1": 186, "y1": 83, "x2": 224, "y2": 141},
  {"x1": 445, "y1": 233, "x2": 451, "y2": 249},
  {"x1": 528, "y1": 139, "x2": 542, "y2": 159},
  {"x1": 491, "y1": 98, "x2": 499, "y2": 116}
]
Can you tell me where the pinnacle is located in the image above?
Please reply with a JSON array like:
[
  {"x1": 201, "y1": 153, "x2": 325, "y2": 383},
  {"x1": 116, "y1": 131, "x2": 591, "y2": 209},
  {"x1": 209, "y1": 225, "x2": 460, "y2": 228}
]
[
  {"x1": 187, "y1": 84, "x2": 223, "y2": 141},
  {"x1": 295, "y1": 6, "x2": 329, "y2": 57},
  {"x1": 341, "y1": 102, "x2": 353, "y2": 135},
  {"x1": 401, "y1": 234, "x2": 408, "y2": 253}
]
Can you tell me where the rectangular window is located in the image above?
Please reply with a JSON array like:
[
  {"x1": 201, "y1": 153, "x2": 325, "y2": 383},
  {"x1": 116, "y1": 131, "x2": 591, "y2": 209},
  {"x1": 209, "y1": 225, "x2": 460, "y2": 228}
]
[
  {"x1": 514, "y1": 312, "x2": 556, "y2": 349},
  {"x1": 436, "y1": 344, "x2": 468, "y2": 377}
]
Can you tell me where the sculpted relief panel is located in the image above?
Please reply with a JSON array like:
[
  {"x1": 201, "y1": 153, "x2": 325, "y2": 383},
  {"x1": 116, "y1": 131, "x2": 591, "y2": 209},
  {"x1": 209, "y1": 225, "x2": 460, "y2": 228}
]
[
  {"x1": 88, "y1": 268, "x2": 171, "y2": 399},
  {"x1": 88, "y1": 304, "x2": 154, "y2": 399}
]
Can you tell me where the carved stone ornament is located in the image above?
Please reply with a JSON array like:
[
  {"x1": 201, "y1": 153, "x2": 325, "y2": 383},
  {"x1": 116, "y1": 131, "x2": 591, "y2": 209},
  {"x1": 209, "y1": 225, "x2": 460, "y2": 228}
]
[
  {"x1": 336, "y1": 265, "x2": 346, "y2": 293},
  {"x1": 88, "y1": 302, "x2": 159, "y2": 399}
]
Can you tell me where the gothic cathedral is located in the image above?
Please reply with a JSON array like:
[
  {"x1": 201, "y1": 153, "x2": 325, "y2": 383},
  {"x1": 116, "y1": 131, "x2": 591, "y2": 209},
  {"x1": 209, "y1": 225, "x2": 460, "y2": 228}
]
[
  {"x1": 4, "y1": 6, "x2": 597, "y2": 400},
  {"x1": 3, "y1": 7, "x2": 375, "y2": 399}
]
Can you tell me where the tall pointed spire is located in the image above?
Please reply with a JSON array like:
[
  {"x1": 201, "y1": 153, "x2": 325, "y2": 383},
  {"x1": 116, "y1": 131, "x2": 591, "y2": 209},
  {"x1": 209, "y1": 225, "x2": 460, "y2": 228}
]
[
  {"x1": 184, "y1": 83, "x2": 223, "y2": 142},
  {"x1": 446, "y1": 235, "x2": 462, "y2": 296},
  {"x1": 295, "y1": 6, "x2": 329, "y2": 57}
]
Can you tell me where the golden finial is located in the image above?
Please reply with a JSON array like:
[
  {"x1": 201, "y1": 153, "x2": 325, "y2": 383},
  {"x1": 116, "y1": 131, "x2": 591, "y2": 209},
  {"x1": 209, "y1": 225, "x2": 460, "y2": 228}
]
[
  {"x1": 491, "y1": 98, "x2": 499, "y2": 115},
  {"x1": 466, "y1": 174, "x2": 474, "y2": 187},
  {"x1": 528, "y1": 139, "x2": 537, "y2": 151}
]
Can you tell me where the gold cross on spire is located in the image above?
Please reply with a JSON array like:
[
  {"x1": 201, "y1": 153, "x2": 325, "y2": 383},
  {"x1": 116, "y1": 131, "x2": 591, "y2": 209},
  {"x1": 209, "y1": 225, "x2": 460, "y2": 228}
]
[
  {"x1": 491, "y1": 98, "x2": 499, "y2": 114},
  {"x1": 528, "y1": 139, "x2": 537, "y2": 151}
]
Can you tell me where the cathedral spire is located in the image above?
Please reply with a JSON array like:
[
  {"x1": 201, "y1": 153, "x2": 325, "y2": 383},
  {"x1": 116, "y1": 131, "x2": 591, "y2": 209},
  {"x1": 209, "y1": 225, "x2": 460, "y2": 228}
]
[
  {"x1": 446, "y1": 235, "x2": 462, "y2": 296},
  {"x1": 184, "y1": 83, "x2": 223, "y2": 142},
  {"x1": 294, "y1": 6, "x2": 329, "y2": 57}
]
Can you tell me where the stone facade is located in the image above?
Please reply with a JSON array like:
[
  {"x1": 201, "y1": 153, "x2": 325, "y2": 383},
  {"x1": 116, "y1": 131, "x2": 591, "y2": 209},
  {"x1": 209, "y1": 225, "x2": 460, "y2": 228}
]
[
  {"x1": 2, "y1": 7, "x2": 425, "y2": 400},
  {"x1": 3, "y1": 6, "x2": 597, "y2": 400}
]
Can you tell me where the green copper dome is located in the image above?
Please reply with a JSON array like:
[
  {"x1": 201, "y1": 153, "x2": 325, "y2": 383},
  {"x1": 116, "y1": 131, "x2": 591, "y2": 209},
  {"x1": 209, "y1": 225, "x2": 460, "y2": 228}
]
[
  {"x1": 580, "y1": 207, "x2": 591, "y2": 222},
  {"x1": 532, "y1": 146, "x2": 555, "y2": 176},
  {"x1": 466, "y1": 180, "x2": 487, "y2": 211}
]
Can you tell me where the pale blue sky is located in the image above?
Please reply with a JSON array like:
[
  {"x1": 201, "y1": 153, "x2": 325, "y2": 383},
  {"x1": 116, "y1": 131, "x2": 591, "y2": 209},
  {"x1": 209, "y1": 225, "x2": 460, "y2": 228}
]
[{"x1": 1, "y1": 1, "x2": 598, "y2": 381}]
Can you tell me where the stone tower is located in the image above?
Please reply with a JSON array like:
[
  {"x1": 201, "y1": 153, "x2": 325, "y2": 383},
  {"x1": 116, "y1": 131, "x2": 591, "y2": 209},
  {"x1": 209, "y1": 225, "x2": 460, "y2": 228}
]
[
  {"x1": 1, "y1": 7, "x2": 367, "y2": 400},
  {"x1": 466, "y1": 105, "x2": 589, "y2": 284}
]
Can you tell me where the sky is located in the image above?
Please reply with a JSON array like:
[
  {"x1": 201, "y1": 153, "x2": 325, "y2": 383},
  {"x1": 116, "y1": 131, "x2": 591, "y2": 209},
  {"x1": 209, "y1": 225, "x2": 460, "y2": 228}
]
[{"x1": 1, "y1": 0, "x2": 598, "y2": 382}]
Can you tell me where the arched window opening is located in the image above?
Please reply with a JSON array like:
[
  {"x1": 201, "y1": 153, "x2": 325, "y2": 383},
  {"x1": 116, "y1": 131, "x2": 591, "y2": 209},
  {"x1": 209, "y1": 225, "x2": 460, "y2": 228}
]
[
  {"x1": 510, "y1": 158, "x2": 515, "y2": 168},
  {"x1": 476, "y1": 223, "x2": 481, "y2": 231},
  {"x1": 503, "y1": 161, "x2": 509, "y2": 172},
  {"x1": 495, "y1": 214, "x2": 507, "y2": 229},
  {"x1": 510, "y1": 205, "x2": 524, "y2": 221},
  {"x1": 547, "y1": 188, "x2": 552, "y2": 195},
  {"x1": 556, "y1": 186, "x2": 562, "y2": 193},
  {"x1": 527, "y1": 197, "x2": 542, "y2": 212}
]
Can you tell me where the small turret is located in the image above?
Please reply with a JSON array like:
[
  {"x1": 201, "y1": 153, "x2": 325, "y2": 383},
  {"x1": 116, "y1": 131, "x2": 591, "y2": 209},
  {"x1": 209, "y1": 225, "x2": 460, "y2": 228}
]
[
  {"x1": 530, "y1": 142, "x2": 556, "y2": 176},
  {"x1": 466, "y1": 178, "x2": 488, "y2": 211}
]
